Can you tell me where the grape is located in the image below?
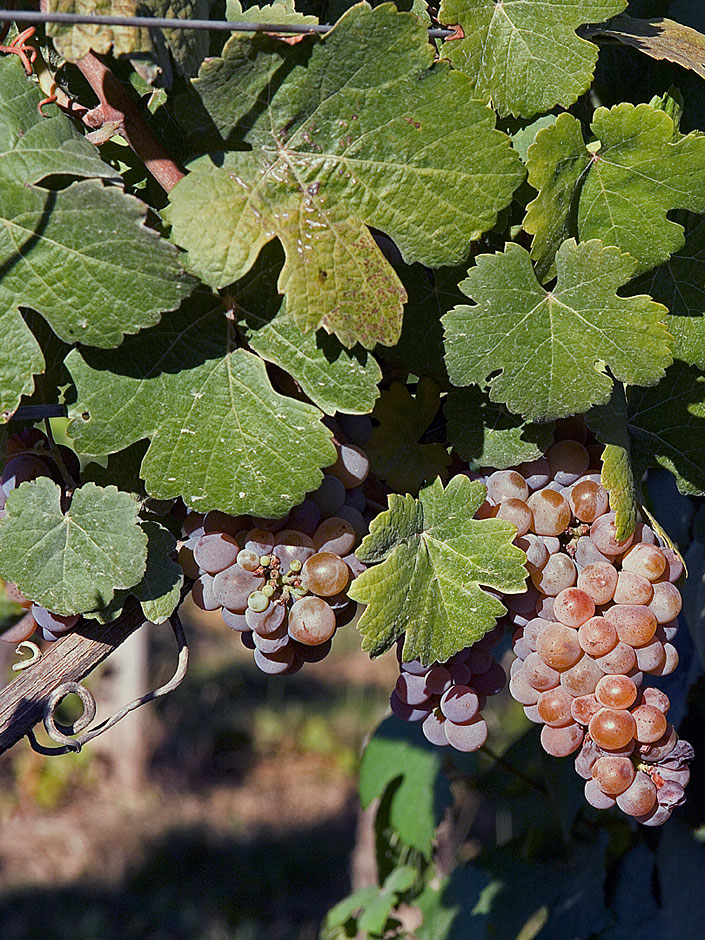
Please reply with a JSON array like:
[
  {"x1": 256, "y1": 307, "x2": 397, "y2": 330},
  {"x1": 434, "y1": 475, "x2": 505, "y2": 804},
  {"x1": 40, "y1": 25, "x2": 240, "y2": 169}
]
[
  {"x1": 553, "y1": 587, "x2": 595, "y2": 627},
  {"x1": 301, "y1": 552, "x2": 350, "y2": 596},
  {"x1": 310, "y1": 474, "x2": 346, "y2": 516},
  {"x1": 605, "y1": 604, "x2": 658, "y2": 648},
  {"x1": 449, "y1": 662, "x2": 472, "y2": 685},
  {"x1": 648, "y1": 581, "x2": 682, "y2": 623},
  {"x1": 221, "y1": 608, "x2": 250, "y2": 632},
  {"x1": 571, "y1": 693, "x2": 602, "y2": 725},
  {"x1": 245, "y1": 602, "x2": 286, "y2": 636},
  {"x1": 575, "y1": 536, "x2": 611, "y2": 568},
  {"x1": 472, "y1": 662, "x2": 506, "y2": 695},
  {"x1": 335, "y1": 505, "x2": 367, "y2": 543},
  {"x1": 578, "y1": 617, "x2": 618, "y2": 657},
  {"x1": 536, "y1": 622, "x2": 583, "y2": 670},
  {"x1": 524, "y1": 703, "x2": 543, "y2": 723},
  {"x1": 651, "y1": 642, "x2": 679, "y2": 676},
  {"x1": 2, "y1": 581, "x2": 31, "y2": 608},
  {"x1": 313, "y1": 517, "x2": 356, "y2": 555},
  {"x1": 287, "y1": 596, "x2": 337, "y2": 646},
  {"x1": 523, "y1": 618, "x2": 545, "y2": 651},
  {"x1": 182, "y1": 512, "x2": 205, "y2": 538},
  {"x1": 660, "y1": 546, "x2": 684, "y2": 583},
  {"x1": 244, "y1": 529, "x2": 274, "y2": 555},
  {"x1": 636, "y1": 803, "x2": 673, "y2": 827},
  {"x1": 237, "y1": 549, "x2": 260, "y2": 572},
  {"x1": 574, "y1": 736, "x2": 602, "y2": 779},
  {"x1": 537, "y1": 686, "x2": 574, "y2": 727},
  {"x1": 559, "y1": 655, "x2": 603, "y2": 696},
  {"x1": 588, "y1": 708, "x2": 636, "y2": 750},
  {"x1": 506, "y1": 583, "x2": 540, "y2": 615},
  {"x1": 29, "y1": 604, "x2": 79, "y2": 634},
  {"x1": 641, "y1": 687, "x2": 670, "y2": 713},
  {"x1": 576, "y1": 562, "x2": 618, "y2": 605},
  {"x1": 329, "y1": 443, "x2": 369, "y2": 489},
  {"x1": 590, "y1": 512, "x2": 634, "y2": 556},
  {"x1": 516, "y1": 535, "x2": 549, "y2": 573},
  {"x1": 639, "y1": 724, "x2": 678, "y2": 762},
  {"x1": 440, "y1": 685, "x2": 481, "y2": 723},
  {"x1": 527, "y1": 489, "x2": 571, "y2": 536},
  {"x1": 212, "y1": 565, "x2": 265, "y2": 611},
  {"x1": 193, "y1": 574, "x2": 220, "y2": 611},
  {"x1": 518, "y1": 457, "x2": 551, "y2": 490},
  {"x1": 493, "y1": 498, "x2": 533, "y2": 537},
  {"x1": 620, "y1": 543, "x2": 667, "y2": 581},
  {"x1": 343, "y1": 553, "x2": 366, "y2": 578},
  {"x1": 595, "y1": 641, "x2": 637, "y2": 675},
  {"x1": 569, "y1": 480, "x2": 609, "y2": 523},
  {"x1": 595, "y1": 674, "x2": 638, "y2": 710},
  {"x1": 337, "y1": 413, "x2": 372, "y2": 446},
  {"x1": 422, "y1": 709, "x2": 449, "y2": 747},
  {"x1": 345, "y1": 486, "x2": 367, "y2": 513},
  {"x1": 203, "y1": 510, "x2": 248, "y2": 538},
  {"x1": 465, "y1": 647, "x2": 493, "y2": 674},
  {"x1": 531, "y1": 553, "x2": 577, "y2": 595},
  {"x1": 613, "y1": 570, "x2": 653, "y2": 606},
  {"x1": 425, "y1": 666, "x2": 452, "y2": 695},
  {"x1": 486, "y1": 469, "x2": 529, "y2": 503},
  {"x1": 396, "y1": 671, "x2": 433, "y2": 706},
  {"x1": 592, "y1": 756, "x2": 636, "y2": 795},
  {"x1": 389, "y1": 691, "x2": 432, "y2": 722},
  {"x1": 287, "y1": 500, "x2": 322, "y2": 536},
  {"x1": 616, "y1": 771, "x2": 657, "y2": 816},
  {"x1": 634, "y1": 638, "x2": 666, "y2": 673},
  {"x1": 1, "y1": 455, "x2": 52, "y2": 506},
  {"x1": 252, "y1": 624, "x2": 291, "y2": 654},
  {"x1": 540, "y1": 722, "x2": 584, "y2": 757},
  {"x1": 253, "y1": 645, "x2": 295, "y2": 675},
  {"x1": 661, "y1": 620, "x2": 679, "y2": 642},
  {"x1": 523, "y1": 652, "x2": 560, "y2": 691},
  {"x1": 400, "y1": 657, "x2": 428, "y2": 676},
  {"x1": 631, "y1": 704, "x2": 668, "y2": 744},
  {"x1": 509, "y1": 668, "x2": 541, "y2": 705},
  {"x1": 547, "y1": 440, "x2": 589, "y2": 485},
  {"x1": 584, "y1": 778, "x2": 617, "y2": 809},
  {"x1": 476, "y1": 621, "x2": 506, "y2": 650},
  {"x1": 193, "y1": 533, "x2": 240, "y2": 574},
  {"x1": 444, "y1": 716, "x2": 488, "y2": 751},
  {"x1": 535, "y1": 595, "x2": 555, "y2": 620}
]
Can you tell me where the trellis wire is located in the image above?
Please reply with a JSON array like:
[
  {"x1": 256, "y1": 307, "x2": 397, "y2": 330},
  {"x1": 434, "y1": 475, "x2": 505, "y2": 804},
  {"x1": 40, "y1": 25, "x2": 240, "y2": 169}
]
[{"x1": 0, "y1": 10, "x2": 457, "y2": 39}]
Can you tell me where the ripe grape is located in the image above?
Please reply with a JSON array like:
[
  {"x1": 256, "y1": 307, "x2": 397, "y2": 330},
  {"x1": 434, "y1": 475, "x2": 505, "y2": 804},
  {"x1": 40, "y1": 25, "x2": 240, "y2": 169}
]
[
  {"x1": 444, "y1": 716, "x2": 488, "y2": 751},
  {"x1": 590, "y1": 512, "x2": 634, "y2": 556},
  {"x1": 313, "y1": 517, "x2": 356, "y2": 555},
  {"x1": 531, "y1": 553, "x2": 577, "y2": 595},
  {"x1": 193, "y1": 532, "x2": 240, "y2": 574},
  {"x1": 571, "y1": 693, "x2": 602, "y2": 725},
  {"x1": 620, "y1": 543, "x2": 667, "y2": 581},
  {"x1": 245, "y1": 601, "x2": 286, "y2": 636},
  {"x1": 472, "y1": 662, "x2": 506, "y2": 695},
  {"x1": 613, "y1": 570, "x2": 653, "y2": 605},
  {"x1": 221, "y1": 608, "x2": 250, "y2": 632},
  {"x1": 310, "y1": 474, "x2": 346, "y2": 516},
  {"x1": 569, "y1": 480, "x2": 609, "y2": 523},
  {"x1": 329, "y1": 443, "x2": 369, "y2": 489},
  {"x1": 631, "y1": 704, "x2": 668, "y2": 744},
  {"x1": 616, "y1": 771, "x2": 657, "y2": 816},
  {"x1": 589, "y1": 708, "x2": 636, "y2": 750},
  {"x1": 288, "y1": 596, "x2": 337, "y2": 645},
  {"x1": 509, "y1": 669, "x2": 540, "y2": 705},
  {"x1": 537, "y1": 686, "x2": 574, "y2": 727},
  {"x1": 604, "y1": 605, "x2": 657, "y2": 647},
  {"x1": 536, "y1": 622, "x2": 583, "y2": 670},
  {"x1": 540, "y1": 722, "x2": 584, "y2": 757},
  {"x1": 253, "y1": 645, "x2": 295, "y2": 675},
  {"x1": 440, "y1": 685, "x2": 481, "y2": 723},
  {"x1": 212, "y1": 565, "x2": 265, "y2": 611},
  {"x1": 31, "y1": 605, "x2": 79, "y2": 633},
  {"x1": 494, "y1": 498, "x2": 532, "y2": 536},
  {"x1": 301, "y1": 552, "x2": 350, "y2": 596},
  {"x1": 518, "y1": 457, "x2": 551, "y2": 490},
  {"x1": 634, "y1": 638, "x2": 666, "y2": 673},
  {"x1": 422, "y1": 709, "x2": 449, "y2": 747},
  {"x1": 592, "y1": 756, "x2": 636, "y2": 795},
  {"x1": 553, "y1": 587, "x2": 595, "y2": 627},
  {"x1": 193, "y1": 574, "x2": 220, "y2": 611},
  {"x1": 595, "y1": 674, "x2": 638, "y2": 710},
  {"x1": 595, "y1": 641, "x2": 637, "y2": 675},
  {"x1": 547, "y1": 440, "x2": 589, "y2": 485},
  {"x1": 578, "y1": 616, "x2": 618, "y2": 657},
  {"x1": 486, "y1": 469, "x2": 529, "y2": 503},
  {"x1": 648, "y1": 581, "x2": 682, "y2": 623},
  {"x1": 523, "y1": 652, "x2": 560, "y2": 691},
  {"x1": 641, "y1": 687, "x2": 670, "y2": 713},
  {"x1": 577, "y1": 562, "x2": 618, "y2": 605},
  {"x1": 516, "y1": 535, "x2": 549, "y2": 573},
  {"x1": 584, "y1": 778, "x2": 617, "y2": 809},
  {"x1": 527, "y1": 489, "x2": 571, "y2": 536},
  {"x1": 559, "y1": 655, "x2": 603, "y2": 696},
  {"x1": 575, "y1": 536, "x2": 611, "y2": 567}
]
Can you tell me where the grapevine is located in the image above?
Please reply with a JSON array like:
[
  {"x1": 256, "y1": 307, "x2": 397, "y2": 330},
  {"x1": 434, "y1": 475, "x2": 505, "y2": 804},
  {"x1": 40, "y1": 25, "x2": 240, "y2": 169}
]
[{"x1": 0, "y1": 2, "x2": 705, "y2": 936}]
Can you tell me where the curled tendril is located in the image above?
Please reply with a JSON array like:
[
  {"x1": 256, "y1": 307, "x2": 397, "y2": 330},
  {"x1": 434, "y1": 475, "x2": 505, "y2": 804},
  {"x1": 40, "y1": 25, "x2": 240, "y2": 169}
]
[{"x1": 11, "y1": 641, "x2": 42, "y2": 672}]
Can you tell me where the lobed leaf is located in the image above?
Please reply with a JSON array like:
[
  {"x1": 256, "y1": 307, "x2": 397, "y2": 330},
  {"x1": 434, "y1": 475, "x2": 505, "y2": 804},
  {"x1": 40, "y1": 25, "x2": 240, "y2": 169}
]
[
  {"x1": 443, "y1": 239, "x2": 672, "y2": 422},
  {"x1": 349, "y1": 475, "x2": 526, "y2": 664}
]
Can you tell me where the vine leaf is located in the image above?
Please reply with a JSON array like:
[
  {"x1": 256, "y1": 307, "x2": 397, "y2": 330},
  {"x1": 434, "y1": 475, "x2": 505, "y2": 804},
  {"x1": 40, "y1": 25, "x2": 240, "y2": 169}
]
[
  {"x1": 437, "y1": 0, "x2": 627, "y2": 118},
  {"x1": 630, "y1": 212, "x2": 705, "y2": 368},
  {"x1": 442, "y1": 239, "x2": 672, "y2": 422},
  {"x1": 349, "y1": 476, "x2": 527, "y2": 665},
  {"x1": 445, "y1": 386, "x2": 554, "y2": 470},
  {"x1": 165, "y1": 2, "x2": 524, "y2": 349},
  {"x1": 358, "y1": 716, "x2": 453, "y2": 856},
  {"x1": 366, "y1": 379, "x2": 451, "y2": 494},
  {"x1": 586, "y1": 385, "x2": 637, "y2": 540},
  {"x1": 226, "y1": 0, "x2": 318, "y2": 26},
  {"x1": 525, "y1": 104, "x2": 705, "y2": 280},
  {"x1": 0, "y1": 59, "x2": 191, "y2": 424},
  {"x1": 0, "y1": 478, "x2": 147, "y2": 616},
  {"x1": 66, "y1": 290, "x2": 337, "y2": 517}
]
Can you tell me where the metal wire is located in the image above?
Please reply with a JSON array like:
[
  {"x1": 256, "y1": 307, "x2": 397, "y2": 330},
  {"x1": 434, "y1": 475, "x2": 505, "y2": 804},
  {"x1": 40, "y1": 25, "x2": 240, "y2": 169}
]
[{"x1": 0, "y1": 10, "x2": 456, "y2": 39}]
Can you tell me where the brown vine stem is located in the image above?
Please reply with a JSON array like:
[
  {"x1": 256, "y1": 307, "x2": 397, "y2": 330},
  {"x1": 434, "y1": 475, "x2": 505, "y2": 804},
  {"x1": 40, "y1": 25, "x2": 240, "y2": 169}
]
[
  {"x1": 0, "y1": 599, "x2": 146, "y2": 754},
  {"x1": 74, "y1": 51, "x2": 184, "y2": 192}
]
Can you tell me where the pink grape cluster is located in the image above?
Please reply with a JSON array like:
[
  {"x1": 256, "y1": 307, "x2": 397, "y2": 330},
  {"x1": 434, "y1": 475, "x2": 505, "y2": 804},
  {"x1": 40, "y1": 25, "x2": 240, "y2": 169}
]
[
  {"x1": 0, "y1": 428, "x2": 82, "y2": 645},
  {"x1": 391, "y1": 622, "x2": 506, "y2": 752},
  {"x1": 487, "y1": 438, "x2": 693, "y2": 825},
  {"x1": 181, "y1": 436, "x2": 370, "y2": 675}
]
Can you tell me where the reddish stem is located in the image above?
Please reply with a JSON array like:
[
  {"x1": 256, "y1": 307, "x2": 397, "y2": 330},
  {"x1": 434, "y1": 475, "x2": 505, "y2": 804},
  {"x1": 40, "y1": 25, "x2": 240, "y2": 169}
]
[{"x1": 75, "y1": 51, "x2": 184, "y2": 192}]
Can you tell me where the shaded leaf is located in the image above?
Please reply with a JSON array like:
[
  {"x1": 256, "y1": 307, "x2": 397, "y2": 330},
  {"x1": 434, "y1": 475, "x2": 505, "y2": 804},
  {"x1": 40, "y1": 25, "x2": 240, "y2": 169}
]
[
  {"x1": 443, "y1": 239, "x2": 671, "y2": 422},
  {"x1": 584, "y1": 14, "x2": 705, "y2": 81},
  {"x1": 366, "y1": 379, "x2": 451, "y2": 493},
  {"x1": 445, "y1": 386, "x2": 553, "y2": 469},
  {"x1": 66, "y1": 290, "x2": 336, "y2": 517},
  {"x1": 350, "y1": 476, "x2": 526, "y2": 664},
  {"x1": 0, "y1": 477, "x2": 147, "y2": 615},
  {"x1": 586, "y1": 384, "x2": 636, "y2": 540},
  {"x1": 166, "y1": 2, "x2": 524, "y2": 348},
  {"x1": 438, "y1": 0, "x2": 626, "y2": 118}
]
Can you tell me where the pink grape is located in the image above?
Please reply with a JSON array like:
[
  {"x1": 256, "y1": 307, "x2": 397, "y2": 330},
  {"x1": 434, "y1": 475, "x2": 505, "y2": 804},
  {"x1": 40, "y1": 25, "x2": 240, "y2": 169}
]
[
  {"x1": 590, "y1": 512, "x2": 634, "y2": 556},
  {"x1": 553, "y1": 588, "x2": 595, "y2": 627},
  {"x1": 577, "y1": 562, "x2": 618, "y2": 605},
  {"x1": 540, "y1": 722, "x2": 584, "y2": 757},
  {"x1": 444, "y1": 716, "x2": 488, "y2": 751}
]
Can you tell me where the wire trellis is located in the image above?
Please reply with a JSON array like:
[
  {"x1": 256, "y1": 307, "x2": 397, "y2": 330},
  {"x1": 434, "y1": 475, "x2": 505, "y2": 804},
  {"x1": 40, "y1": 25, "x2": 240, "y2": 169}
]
[{"x1": 0, "y1": 9, "x2": 458, "y2": 39}]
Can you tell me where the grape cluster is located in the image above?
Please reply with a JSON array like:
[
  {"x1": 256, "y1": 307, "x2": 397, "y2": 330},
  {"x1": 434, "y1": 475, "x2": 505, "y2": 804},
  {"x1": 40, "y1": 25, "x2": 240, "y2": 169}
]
[
  {"x1": 182, "y1": 433, "x2": 370, "y2": 675},
  {"x1": 391, "y1": 623, "x2": 506, "y2": 752},
  {"x1": 487, "y1": 438, "x2": 694, "y2": 825},
  {"x1": 0, "y1": 428, "x2": 81, "y2": 644}
]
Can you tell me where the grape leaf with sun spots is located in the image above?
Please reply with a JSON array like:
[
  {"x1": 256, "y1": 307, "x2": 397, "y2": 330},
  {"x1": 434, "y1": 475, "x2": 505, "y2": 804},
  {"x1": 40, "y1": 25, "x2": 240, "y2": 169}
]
[{"x1": 165, "y1": 2, "x2": 524, "y2": 349}]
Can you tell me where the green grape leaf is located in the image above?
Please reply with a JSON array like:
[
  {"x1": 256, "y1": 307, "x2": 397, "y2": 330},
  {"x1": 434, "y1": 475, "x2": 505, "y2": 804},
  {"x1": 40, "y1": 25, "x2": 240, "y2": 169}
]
[
  {"x1": 585, "y1": 384, "x2": 637, "y2": 540},
  {"x1": 226, "y1": 0, "x2": 318, "y2": 25},
  {"x1": 86, "y1": 520, "x2": 184, "y2": 624},
  {"x1": 66, "y1": 290, "x2": 336, "y2": 517},
  {"x1": 0, "y1": 477, "x2": 147, "y2": 615},
  {"x1": 165, "y1": 2, "x2": 524, "y2": 349},
  {"x1": 349, "y1": 476, "x2": 526, "y2": 664},
  {"x1": 366, "y1": 379, "x2": 451, "y2": 494},
  {"x1": 631, "y1": 212, "x2": 705, "y2": 367},
  {"x1": 445, "y1": 386, "x2": 553, "y2": 470},
  {"x1": 81, "y1": 441, "x2": 149, "y2": 499},
  {"x1": 525, "y1": 104, "x2": 705, "y2": 280},
  {"x1": 235, "y1": 243, "x2": 381, "y2": 415},
  {"x1": 442, "y1": 239, "x2": 672, "y2": 422},
  {"x1": 358, "y1": 716, "x2": 453, "y2": 856},
  {"x1": 588, "y1": 364, "x2": 705, "y2": 498},
  {"x1": 437, "y1": 0, "x2": 626, "y2": 118}
]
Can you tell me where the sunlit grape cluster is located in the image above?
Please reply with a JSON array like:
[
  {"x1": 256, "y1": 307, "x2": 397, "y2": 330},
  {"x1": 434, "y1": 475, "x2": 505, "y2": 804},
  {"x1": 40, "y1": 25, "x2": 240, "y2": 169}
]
[
  {"x1": 0, "y1": 428, "x2": 82, "y2": 644},
  {"x1": 182, "y1": 429, "x2": 370, "y2": 675},
  {"x1": 391, "y1": 624, "x2": 506, "y2": 751},
  {"x1": 487, "y1": 436, "x2": 694, "y2": 825}
]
